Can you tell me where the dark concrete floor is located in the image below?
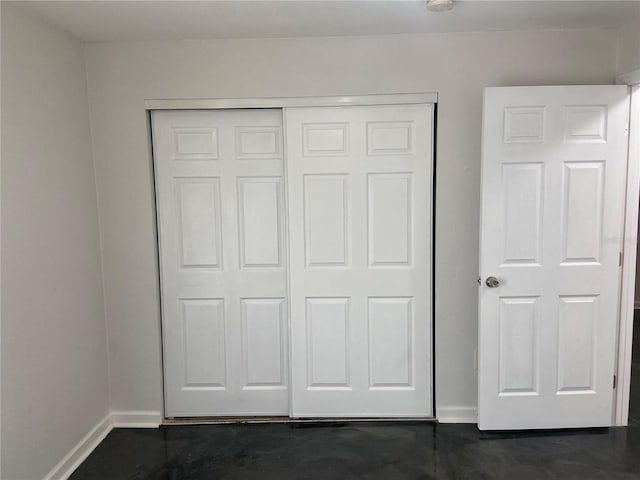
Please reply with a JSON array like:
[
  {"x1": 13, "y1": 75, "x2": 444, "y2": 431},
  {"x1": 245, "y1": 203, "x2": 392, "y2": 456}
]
[
  {"x1": 630, "y1": 310, "x2": 640, "y2": 426},
  {"x1": 70, "y1": 420, "x2": 640, "y2": 480},
  {"x1": 71, "y1": 313, "x2": 640, "y2": 480}
]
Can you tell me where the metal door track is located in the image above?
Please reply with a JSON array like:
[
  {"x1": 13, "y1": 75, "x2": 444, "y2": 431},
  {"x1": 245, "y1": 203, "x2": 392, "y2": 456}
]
[{"x1": 163, "y1": 416, "x2": 438, "y2": 425}]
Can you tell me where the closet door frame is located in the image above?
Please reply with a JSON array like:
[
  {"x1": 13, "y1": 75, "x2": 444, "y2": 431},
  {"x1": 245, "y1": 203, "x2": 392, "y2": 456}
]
[{"x1": 148, "y1": 93, "x2": 438, "y2": 419}]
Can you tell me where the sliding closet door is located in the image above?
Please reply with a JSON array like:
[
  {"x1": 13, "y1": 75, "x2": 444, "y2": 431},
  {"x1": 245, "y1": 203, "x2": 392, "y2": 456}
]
[
  {"x1": 153, "y1": 109, "x2": 288, "y2": 417},
  {"x1": 285, "y1": 104, "x2": 434, "y2": 417}
]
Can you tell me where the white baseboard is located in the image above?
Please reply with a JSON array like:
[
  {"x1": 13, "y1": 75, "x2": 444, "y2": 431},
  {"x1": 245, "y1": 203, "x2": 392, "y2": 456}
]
[
  {"x1": 42, "y1": 410, "x2": 162, "y2": 480},
  {"x1": 43, "y1": 413, "x2": 113, "y2": 480},
  {"x1": 436, "y1": 406, "x2": 478, "y2": 424},
  {"x1": 111, "y1": 410, "x2": 163, "y2": 428}
]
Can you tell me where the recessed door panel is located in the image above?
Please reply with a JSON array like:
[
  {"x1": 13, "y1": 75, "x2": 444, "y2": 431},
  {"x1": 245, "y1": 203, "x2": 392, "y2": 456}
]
[
  {"x1": 367, "y1": 121, "x2": 414, "y2": 155},
  {"x1": 564, "y1": 106, "x2": 607, "y2": 143},
  {"x1": 503, "y1": 107, "x2": 545, "y2": 143},
  {"x1": 176, "y1": 178, "x2": 222, "y2": 268},
  {"x1": 368, "y1": 297, "x2": 413, "y2": 388},
  {"x1": 368, "y1": 174, "x2": 412, "y2": 267},
  {"x1": 235, "y1": 126, "x2": 281, "y2": 160},
  {"x1": 182, "y1": 299, "x2": 226, "y2": 388},
  {"x1": 241, "y1": 298, "x2": 286, "y2": 388},
  {"x1": 557, "y1": 296, "x2": 598, "y2": 394},
  {"x1": 174, "y1": 128, "x2": 219, "y2": 160},
  {"x1": 561, "y1": 162, "x2": 604, "y2": 264},
  {"x1": 306, "y1": 298, "x2": 351, "y2": 388},
  {"x1": 303, "y1": 123, "x2": 349, "y2": 156},
  {"x1": 238, "y1": 177, "x2": 282, "y2": 268},
  {"x1": 498, "y1": 297, "x2": 539, "y2": 395},
  {"x1": 501, "y1": 164, "x2": 543, "y2": 266},
  {"x1": 304, "y1": 175, "x2": 349, "y2": 267}
]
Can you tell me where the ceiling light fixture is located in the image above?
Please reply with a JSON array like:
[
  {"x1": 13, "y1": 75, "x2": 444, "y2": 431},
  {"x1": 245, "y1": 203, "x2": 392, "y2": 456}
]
[{"x1": 426, "y1": 0, "x2": 454, "y2": 12}]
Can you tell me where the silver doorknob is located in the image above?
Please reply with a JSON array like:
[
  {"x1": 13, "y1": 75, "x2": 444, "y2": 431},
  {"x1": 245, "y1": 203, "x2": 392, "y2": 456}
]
[{"x1": 485, "y1": 276, "x2": 500, "y2": 288}]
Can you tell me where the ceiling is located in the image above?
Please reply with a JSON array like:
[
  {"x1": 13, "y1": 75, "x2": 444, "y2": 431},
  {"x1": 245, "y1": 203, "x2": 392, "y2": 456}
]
[{"x1": 14, "y1": 0, "x2": 640, "y2": 43}]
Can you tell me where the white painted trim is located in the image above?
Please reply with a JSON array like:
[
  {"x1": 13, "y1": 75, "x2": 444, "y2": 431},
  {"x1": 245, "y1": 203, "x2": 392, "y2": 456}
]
[
  {"x1": 111, "y1": 410, "x2": 163, "y2": 428},
  {"x1": 617, "y1": 68, "x2": 640, "y2": 86},
  {"x1": 436, "y1": 406, "x2": 478, "y2": 424},
  {"x1": 144, "y1": 93, "x2": 438, "y2": 111},
  {"x1": 40, "y1": 411, "x2": 163, "y2": 480},
  {"x1": 615, "y1": 84, "x2": 640, "y2": 427},
  {"x1": 42, "y1": 414, "x2": 113, "y2": 480}
]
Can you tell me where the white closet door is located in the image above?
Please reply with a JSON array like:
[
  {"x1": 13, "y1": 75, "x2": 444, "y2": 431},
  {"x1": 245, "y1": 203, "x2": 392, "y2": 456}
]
[
  {"x1": 285, "y1": 104, "x2": 434, "y2": 417},
  {"x1": 153, "y1": 109, "x2": 288, "y2": 416},
  {"x1": 478, "y1": 86, "x2": 628, "y2": 430}
]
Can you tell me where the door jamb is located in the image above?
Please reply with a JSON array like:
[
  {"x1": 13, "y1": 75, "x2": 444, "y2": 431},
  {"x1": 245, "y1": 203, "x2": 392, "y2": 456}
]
[{"x1": 615, "y1": 69, "x2": 640, "y2": 426}]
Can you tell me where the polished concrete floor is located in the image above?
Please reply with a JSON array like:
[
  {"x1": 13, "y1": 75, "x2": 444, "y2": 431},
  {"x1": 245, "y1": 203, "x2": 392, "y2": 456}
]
[{"x1": 71, "y1": 314, "x2": 640, "y2": 480}]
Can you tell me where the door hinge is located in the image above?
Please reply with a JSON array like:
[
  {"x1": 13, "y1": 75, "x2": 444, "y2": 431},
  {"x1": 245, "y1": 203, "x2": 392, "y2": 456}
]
[
  {"x1": 625, "y1": 123, "x2": 629, "y2": 137},
  {"x1": 613, "y1": 375, "x2": 617, "y2": 389},
  {"x1": 619, "y1": 251, "x2": 623, "y2": 267}
]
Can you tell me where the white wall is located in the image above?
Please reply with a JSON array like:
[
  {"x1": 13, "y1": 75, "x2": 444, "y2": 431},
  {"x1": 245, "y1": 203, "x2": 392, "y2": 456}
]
[
  {"x1": 85, "y1": 28, "x2": 619, "y2": 417},
  {"x1": 616, "y1": 17, "x2": 640, "y2": 305},
  {"x1": 617, "y1": 16, "x2": 640, "y2": 75},
  {"x1": 1, "y1": 5, "x2": 109, "y2": 479}
]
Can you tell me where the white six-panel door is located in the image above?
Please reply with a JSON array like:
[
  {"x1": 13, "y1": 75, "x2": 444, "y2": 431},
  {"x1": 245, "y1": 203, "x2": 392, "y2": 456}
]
[
  {"x1": 285, "y1": 105, "x2": 433, "y2": 417},
  {"x1": 153, "y1": 109, "x2": 288, "y2": 416},
  {"x1": 479, "y1": 86, "x2": 629, "y2": 430}
]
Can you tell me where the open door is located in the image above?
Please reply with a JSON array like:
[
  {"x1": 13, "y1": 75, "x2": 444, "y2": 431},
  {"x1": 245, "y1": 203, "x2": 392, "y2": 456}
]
[{"x1": 479, "y1": 86, "x2": 629, "y2": 430}]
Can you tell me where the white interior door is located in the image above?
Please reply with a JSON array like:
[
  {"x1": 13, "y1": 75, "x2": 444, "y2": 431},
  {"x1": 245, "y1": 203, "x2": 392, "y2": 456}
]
[
  {"x1": 153, "y1": 109, "x2": 288, "y2": 416},
  {"x1": 285, "y1": 104, "x2": 433, "y2": 417},
  {"x1": 479, "y1": 86, "x2": 629, "y2": 430}
]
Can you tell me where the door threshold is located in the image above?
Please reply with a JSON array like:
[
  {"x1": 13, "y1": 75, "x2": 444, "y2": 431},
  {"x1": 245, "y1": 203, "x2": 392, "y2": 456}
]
[{"x1": 163, "y1": 416, "x2": 437, "y2": 425}]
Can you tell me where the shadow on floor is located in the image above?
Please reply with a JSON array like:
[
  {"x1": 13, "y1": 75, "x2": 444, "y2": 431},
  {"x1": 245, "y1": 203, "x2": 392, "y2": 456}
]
[{"x1": 629, "y1": 309, "x2": 640, "y2": 426}]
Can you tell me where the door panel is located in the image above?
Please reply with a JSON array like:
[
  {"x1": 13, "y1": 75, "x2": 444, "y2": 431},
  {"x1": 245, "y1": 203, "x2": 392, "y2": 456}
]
[
  {"x1": 176, "y1": 178, "x2": 223, "y2": 268},
  {"x1": 368, "y1": 173, "x2": 413, "y2": 266},
  {"x1": 153, "y1": 109, "x2": 288, "y2": 416},
  {"x1": 368, "y1": 297, "x2": 413, "y2": 388},
  {"x1": 498, "y1": 296, "x2": 539, "y2": 395},
  {"x1": 181, "y1": 299, "x2": 226, "y2": 388},
  {"x1": 237, "y1": 177, "x2": 283, "y2": 268},
  {"x1": 304, "y1": 175, "x2": 349, "y2": 267},
  {"x1": 479, "y1": 86, "x2": 628, "y2": 430},
  {"x1": 306, "y1": 297, "x2": 351, "y2": 388},
  {"x1": 286, "y1": 104, "x2": 433, "y2": 417},
  {"x1": 241, "y1": 298, "x2": 286, "y2": 387}
]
